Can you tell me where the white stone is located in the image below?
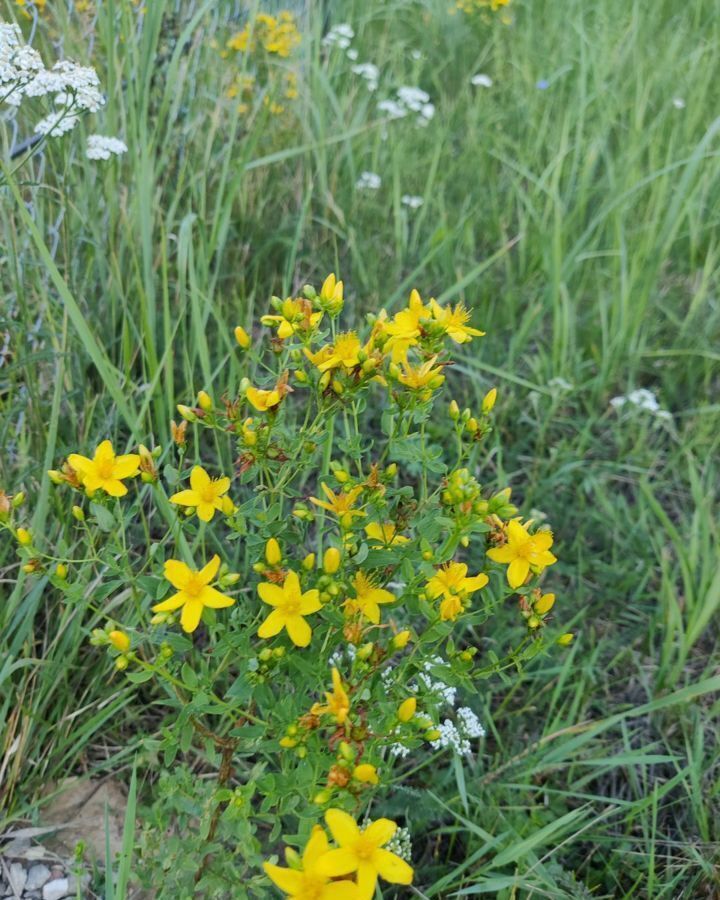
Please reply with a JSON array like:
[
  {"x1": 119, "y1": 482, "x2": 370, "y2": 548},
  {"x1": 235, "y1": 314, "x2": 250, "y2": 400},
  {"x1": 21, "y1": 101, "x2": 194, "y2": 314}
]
[
  {"x1": 43, "y1": 878, "x2": 70, "y2": 900},
  {"x1": 26, "y1": 864, "x2": 52, "y2": 890}
]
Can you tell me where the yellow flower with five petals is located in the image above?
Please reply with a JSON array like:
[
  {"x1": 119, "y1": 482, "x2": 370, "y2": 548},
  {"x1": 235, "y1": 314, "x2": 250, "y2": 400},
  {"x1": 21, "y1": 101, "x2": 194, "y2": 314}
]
[
  {"x1": 263, "y1": 825, "x2": 358, "y2": 900},
  {"x1": 316, "y1": 809, "x2": 413, "y2": 900},
  {"x1": 364, "y1": 522, "x2": 409, "y2": 546},
  {"x1": 68, "y1": 440, "x2": 140, "y2": 497},
  {"x1": 257, "y1": 569, "x2": 321, "y2": 647},
  {"x1": 430, "y1": 299, "x2": 485, "y2": 344},
  {"x1": 426, "y1": 562, "x2": 488, "y2": 621},
  {"x1": 309, "y1": 484, "x2": 365, "y2": 528},
  {"x1": 486, "y1": 519, "x2": 557, "y2": 588},
  {"x1": 311, "y1": 667, "x2": 351, "y2": 724},
  {"x1": 152, "y1": 555, "x2": 234, "y2": 633},
  {"x1": 169, "y1": 465, "x2": 231, "y2": 522},
  {"x1": 344, "y1": 572, "x2": 395, "y2": 624}
]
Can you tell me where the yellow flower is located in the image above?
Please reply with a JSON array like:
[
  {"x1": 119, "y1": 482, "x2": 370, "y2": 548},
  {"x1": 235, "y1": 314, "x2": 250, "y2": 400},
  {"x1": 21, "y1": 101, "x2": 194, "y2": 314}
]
[
  {"x1": 430, "y1": 299, "x2": 485, "y2": 344},
  {"x1": 382, "y1": 289, "x2": 430, "y2": 362},
  {"x1": 316, "y1": 809, "x2": 413, "y2": 899},
  {"x1": 352, "y1": 763, "x2": 379, "y2": 784},
  {"x1": 487, "y1": 520, "x2": 557, "y2": 588},
  {"x1": 322, "y1": 546, "x2": 341, "y2": 574},
  {"x1": 68, "y1": 440, "x2": 140, "y2": 497},
  {"x1": 247, "y1": 386, "x2": 282, "y2": 411},
  {"x1": 311, "y1": 667, "x2": 351, "y2": 723},
  {"x1": 396, "y1": 356, "x2": 445, "y2": 391},
  {"x1": 482, "y1": 387, "x2": 497, "y2": 413},
  {"x1": 246, "y1": 372, "x2": 291, "y2": 412},
  {"x1": 313, "y1": 332, "x2": 362, "y2": 373},
  {"x1": 262, "y1": 298, "x2": 322, "y2": 339},
  {"x1": 535, "y1": 592, "x2": 555, "y2": 615},
  {"x1": 309, "y1": 484, "x2": 365, "y2": 528},
  {"x1": 152, "y1": 555, "x2": 234, "y2": 633},
  {"x1": 169, "y1": 465, "x2": 231, "y2": 523},
  {"x1": 426, "y1": 562, "x2": 488, "y2": 622},
  {"x1": 264, "y1": 826, "x2": 358, "y2": 900},
  {"x1": 319, "y1": 273, "x2": 344, "y2": 315},
  {"x1": 235, "y1": 325, "x2": 251, "y2": 348},
  {"x1": 344, "y1": 572, "x2": 394, "y2": 624},
  {"x1": 364, "y1": 522, "x2": 409, "y2": 546},
  {"x1": 266, "y1": 537, "x2": 282, "y2": 566},
  {"x1": 108, "y1": 630, "x2": 130, "y2": 653},
  {"x1": 257, "y1": 570, "x2": 321, "y2": 647},
  {"x1": 398, "y1": 698, "x2": 417, "y2": 722}
]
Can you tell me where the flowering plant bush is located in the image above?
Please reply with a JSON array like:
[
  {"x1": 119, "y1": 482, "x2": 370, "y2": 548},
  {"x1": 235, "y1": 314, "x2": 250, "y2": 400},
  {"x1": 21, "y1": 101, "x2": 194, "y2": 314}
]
[{"x1": 5, "y1": 276, "x2": 570, "y2": 896}]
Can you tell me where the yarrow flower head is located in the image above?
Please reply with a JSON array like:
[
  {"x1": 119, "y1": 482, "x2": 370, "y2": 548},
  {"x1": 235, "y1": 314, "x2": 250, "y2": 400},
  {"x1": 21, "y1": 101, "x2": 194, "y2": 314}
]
[{"x1": 86, "y1": 134, "x2": 127, "y2": 160}]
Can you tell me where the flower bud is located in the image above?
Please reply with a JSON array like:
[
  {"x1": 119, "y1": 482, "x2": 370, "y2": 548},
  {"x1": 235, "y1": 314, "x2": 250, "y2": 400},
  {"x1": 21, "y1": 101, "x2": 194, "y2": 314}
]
[
  {"x1": 385, "y1": 463, "x2": 397, "y2": 478},
  {"x1": 16, "y1": 528, "x2": 32, "y2": 546},
  {"x1": 353, "y1": 763, "x2": 379, "y2": 784},
  {"x1": 176, "y1": 404, "x2": 197, "y2": 422},
  {"x1": 234, "y1": 326, "x2": 251, "y2": 349},
  {"x1": 466, "y1": 417, "x2": 479, "y2": 434},
  {"x1": 535, "y1": 592, "x2": 555, "y2": 615},
  {"x1": 392, "y1": 630, "x2": 411, "y2": 650},
  {"x1": 557, "y1": 633, "x2": 575, "y2": 646},
  {"x1": 313, "y1": 790, "x2": 332, "y2": 805},
  {"x1": 425, "y1": 728, "x2": 441, "y2": 742},
  {"x1": 302, "y1": 553, "x2": 316, "y2": 571},
  {"x1": 279, "y1": 736, "x2": 297, "y2": 748},
  {"x1": 527, "y1": 615, "x2": 542, "y2": 630},
  {"x1": 357, "y1": 642, "x2": 374, "y2": 661},
  {"x1": 265, "y1": 538, "x2": 282, "y2": 566},
  {"x1": 197, "y1": 391, "x2": 212, "y2": 412},
  {"x1": 108, "y1": 630, "x2": 131, "y2": 653},
  {"x1": 449, "y1": 400, "x2": 460, "y2": 420},
  {"x1": 115, "y1": 656, "x2": 129, "y2": 671},
  {"x1": 482, "y1": 387, "x2": 497, "y2": 413},
  {"x1": 48, "y1": 469, "x2": 65, "y2": 485},
  {"x1": 12, "y1": 492, "x2": 25, "y2": 508},
  {"x1": 338, "y1": 741, "x2": 354, "y2": 761},
  {"x1": 323, "y1": 546, "x2": 341, "y2": 574},
  {"x1": 398, "y1": 698, "x2": 417, "y2": 722},
  {"x1": 55, "y1": 563, "x2": 68, "y2": 579}
]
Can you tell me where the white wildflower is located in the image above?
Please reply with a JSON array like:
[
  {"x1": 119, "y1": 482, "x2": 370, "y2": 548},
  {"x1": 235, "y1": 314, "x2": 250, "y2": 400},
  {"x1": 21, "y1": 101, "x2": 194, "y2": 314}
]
[
  {"x1": 86, "y1": 134, "x2": 128, "y2": 160},
  {"x1": 401, "y1": 194, "x2": 424, "y2": 210},
  {"x1": 323, "y1": 23, "x2": 354, "y2": 50},
  {"x1": 329, "y1": 643, "x2": 357, "y2": 668},
  {"x1": 548, "y1": 376, "x2": 573, "y2": 392},
  {"x1": 430, "y1": 719, "x2": 471, "y2": 755},
  {"x1": 356, "y1": 170, "x2": 381, "y2": 190},
  {"x1": 389, "y1": 741, "x2": 410, "y2": 759},
  {"x1": 0, "y1": 23, "x2": 44, "y2": 105},
  {"x1": 385, "y1": 827, "x2": 413, "y2": 862},
  {"x1": 672, "y1": 97, "x2": 686, "y2": 109},
  {"x1": 351, "y1": 62, "x2": 379, "y2": 92},
  {"x1": 610, "y1": 388, "x2": 671, "y2": 419},
  {"x1": 35, "y1": 110, "x2": 81, "y2": 136},
  {"x1": 346, "y1": 48, "x2": 358, "y2": 61},
  {"x1": 471, "y1": 73, "x2": 493, "y2": 88},
  {"x1": 411, "y1": 50, "x2": 422, "y2": 61},
  {"x1": 415, "y1": 657, "x2": 456, "y2": 706},
  {"x1": 456, "y1": 706, "x2": 486, "y2": 739},
  {"x1": 397, "y1": 86, "x2": 430, "y2": 110},
  {"x1": 25, "y1": 60, "x2": 104, "y2": 112},
  {"x1": 378, "y1": 98, "x2": 407, "y2": 119}
]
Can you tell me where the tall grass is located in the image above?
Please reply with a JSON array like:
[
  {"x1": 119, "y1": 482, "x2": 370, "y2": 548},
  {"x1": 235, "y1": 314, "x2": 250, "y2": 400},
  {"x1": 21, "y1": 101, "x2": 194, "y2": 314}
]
[{"x1": 1, "y1": 0, "x2": 718, "y2": 894}]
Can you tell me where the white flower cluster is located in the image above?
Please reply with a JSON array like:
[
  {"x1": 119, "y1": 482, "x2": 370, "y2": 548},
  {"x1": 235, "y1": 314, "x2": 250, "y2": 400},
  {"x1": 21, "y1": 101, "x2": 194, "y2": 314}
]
[
  {"x1": 415, "y1": 657, "x2": 456, "y2": 707},
  {"x1": 351, "y1": 62, "x2": 379, "y2": 92},
  {"x1": 430, "y1": 719, "x2": 471, "y2": 755},
  {"x1": 430, "y1": 707, "x2": 486, "y2": 756},
  {"x1": 456, "y1": 706, "x2": 486, "y2": 739},
  {"x1": 471, "y1": 73, "x2": 493, "y2": 88},
  {"x1": 329, "y1": 643, "x2": 357, "y2": 668},
  {"x1": 401, "y1": 194, "x2": 424, "y2": 210},
  {"x1": 1, "y1": 23, "x2": 43, "y2": 106},
  {"x1": 1, "y1": 21, "x2": 112, "y2": 144},
  {"x1": 86, "y1": 134, "x2": 128, "y2": 160},
  {"x1": 389, "y1": 741, "x2": 411, "y2": 759},
  {"x1": 356, "y1": 170, "x2": 381, "y2": 190},
  {"x1": 610, "y1": 388, "x2": 671, "y2": 419},
  {"x1": 379, "y1": 86, "x2": 435, "y2": 126},
  {"x1": 385, "y1": 826, "x2": 413, "y2": 862},
  {"x1": 322, "y1": 23, "x2": 354, "y2": 51}
]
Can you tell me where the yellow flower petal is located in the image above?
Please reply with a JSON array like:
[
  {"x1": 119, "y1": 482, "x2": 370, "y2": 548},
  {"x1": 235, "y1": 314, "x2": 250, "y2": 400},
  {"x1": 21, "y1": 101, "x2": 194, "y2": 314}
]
[
  {"x1": 164, "y1": 559, "x2": 192, "y2": 590},
  {"x1": 372, "y1": 848, "x2": 414, "y2": 884},
  {"x1": 363, "y1": 818, "x2": 396, "y2": 848},
  {"x1": 180, "y1": 598, "x2": 204, "y2": 633},
  {"x1": 324, "y1": 809, "x2": 361, "y2": 848},
  {"x1": 285, "y1": 615, "x2": 311, "y2": 647}
]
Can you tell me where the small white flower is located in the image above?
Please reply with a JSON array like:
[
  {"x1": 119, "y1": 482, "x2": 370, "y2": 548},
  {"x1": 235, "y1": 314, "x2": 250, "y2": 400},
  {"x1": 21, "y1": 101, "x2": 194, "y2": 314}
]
[
  {"x1": 346, "y1": 48, "x2": 359, "y2": 61},
  {"x1": 471, "y1": 73, "x2": 493, "y2": 88},
  {"x1": 415, "y1": 657, "x2": 455, "y2": 705},
  {"x1": 430, "y1": 719, "x2": 471, "y2": 755},
  {"x1": 323, "y1": 23, "x2": 355, "y2": 50},
  {"x1": 672, "y1": 97, "x2": 686, "y2": 109},
  {"x1": 548, "y1": 376, "x2": 573, "y2": 391},
  {"x1": 378, "y1": 98, "x2": 407, "y2": 119},
  {"x1": 356, "y1": 170, "x2": 382, "y2": 190},
  {"x1": 610, "y1": 388, "x2": 671, "y2": 419},
  {"x1": 411, "y1": 50, "x2": 422, "y2": 61},
  {"x1": 401, "y1": 194, "x2": 424, "y2": 210},
  {"x1": 456, "y1": 706, "x2": 486, "y2": 739},
  {"x1": 86, "y1": 134, "x2": 128, "y2": 160},
  {"x1": 35, "y1": 110, "x2": 81, "y2": 136},
  {"x1": 397, "y1": 85, "x2": 430, "y2": 111},
  {"x1": 352, "y1": 62, "x2": 379, "y2": 92}
]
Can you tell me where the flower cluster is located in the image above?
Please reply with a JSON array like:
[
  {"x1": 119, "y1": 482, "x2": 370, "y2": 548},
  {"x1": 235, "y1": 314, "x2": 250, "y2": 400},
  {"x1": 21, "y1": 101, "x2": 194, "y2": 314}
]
[
  {"x1": 18, "y1": 274, "x2": 572, "y2": 895},
  {"x1": 222, "y1": 10, "x2": 301, "y2": 117}
]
